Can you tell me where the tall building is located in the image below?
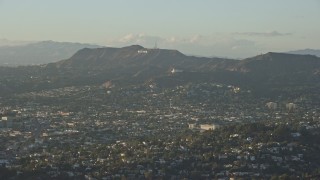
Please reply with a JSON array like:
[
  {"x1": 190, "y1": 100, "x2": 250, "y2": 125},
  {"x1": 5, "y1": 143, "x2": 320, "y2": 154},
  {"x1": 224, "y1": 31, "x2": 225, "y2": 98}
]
[
  {"x1": 0, "y1": 116, "x2": 14, "y2": 128},
  {"x1": 266, "y1": 102, "x2": 277, "y2": 110},
  {"x1": 286, "y1": 103, "x2": 297, "y2": 111},
  {"x1": 0, "y1": 117, "x2": 7, "y2": 128}
]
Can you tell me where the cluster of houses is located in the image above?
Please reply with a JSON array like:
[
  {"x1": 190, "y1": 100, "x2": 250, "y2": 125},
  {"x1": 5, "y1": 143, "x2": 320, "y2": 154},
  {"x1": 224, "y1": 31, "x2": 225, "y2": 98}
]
[{"x1": 0, "y1": 82, "x2": 319, "y2": 178}]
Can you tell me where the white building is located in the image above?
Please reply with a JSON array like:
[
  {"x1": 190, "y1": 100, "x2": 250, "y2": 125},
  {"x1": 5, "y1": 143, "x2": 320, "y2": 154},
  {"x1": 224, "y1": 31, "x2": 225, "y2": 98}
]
[
  {"x1": 189, "y1": 123, "x2": 220, "y2": 132},
  {"x1": 286, "y1": 103, "x2": 297, "y2": 111},
  {"x1": 171, "y1": 68, "x2": 183, "y2": 74},
  {"x1": 188, "y1": 123, "x2": 196, "y2": 129},
  {"x1": 266, "y1": 102, "x2": 277, "y2": 110},
  {"x1": 200, "y1": 124, "x2": 218, "y2": 131}
]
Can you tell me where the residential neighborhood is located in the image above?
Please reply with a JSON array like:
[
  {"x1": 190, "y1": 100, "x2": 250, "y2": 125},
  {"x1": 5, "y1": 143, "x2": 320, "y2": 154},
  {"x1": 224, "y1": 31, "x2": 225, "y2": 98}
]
[{"x1": 1, "y1": 83, "x2": 320, "y2": 179}]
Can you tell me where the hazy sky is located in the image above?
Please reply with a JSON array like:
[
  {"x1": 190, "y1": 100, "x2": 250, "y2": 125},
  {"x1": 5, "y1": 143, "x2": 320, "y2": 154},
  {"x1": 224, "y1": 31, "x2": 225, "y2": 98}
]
[{"x1": 0, "y1": 0, "x2": 319, "y2": 58}]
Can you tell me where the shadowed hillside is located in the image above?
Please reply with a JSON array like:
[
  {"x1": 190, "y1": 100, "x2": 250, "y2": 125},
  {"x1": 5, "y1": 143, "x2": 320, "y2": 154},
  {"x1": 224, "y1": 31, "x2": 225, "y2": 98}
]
[{"x1": 0, "y1": 46, "x2": 319, "y2": 97}]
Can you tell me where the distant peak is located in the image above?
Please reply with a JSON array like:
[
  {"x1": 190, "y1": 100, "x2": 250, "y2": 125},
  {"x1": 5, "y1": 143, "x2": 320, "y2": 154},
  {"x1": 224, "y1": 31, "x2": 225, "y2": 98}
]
[
  {"x1": 261, "y1": 52, "x2": 282, "y2": 56},
  {"x1": 256, "y1": 52, "x2": 311, "y2": 58},
  {"x1": 243, "y1": 51, "x2": 320, "y2": 64},
  {"x1": 42, "y1": 40, "x2": 55, "y2": 43},
  {"x1": 286, "y1": 49, "x2": 320, "y2": 57}
]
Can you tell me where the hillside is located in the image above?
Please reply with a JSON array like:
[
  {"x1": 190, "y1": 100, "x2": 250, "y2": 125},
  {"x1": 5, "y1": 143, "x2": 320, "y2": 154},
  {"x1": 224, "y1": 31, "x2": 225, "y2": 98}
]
[
  {"x1": 56, "y1": 45, "x2": 234, "y2": 71},
  {"x1": 50, "y1": 45, "x2": 236, "y2": 84},
  {"x1": 230, "y1": 52, "x2": 320, "y2": 74},
  {"x1": 0, "y1": 46, "x2": 319, "y2": 96},
  {"x1": 287, "y1": 49, "x2": 320, "y2": 57}
]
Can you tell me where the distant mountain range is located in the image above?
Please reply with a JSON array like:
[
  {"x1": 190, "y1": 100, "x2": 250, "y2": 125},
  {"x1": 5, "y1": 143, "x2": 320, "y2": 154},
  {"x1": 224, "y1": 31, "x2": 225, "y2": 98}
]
[
  {"x1": 0, "y1": 38, "x2": 31, "y2": 47},
  {"x1": 54, "y1": 45, "x2": 235, "y2": 75},
  {"x1": 53, "y1": 46, "x2": 320, "y2": 87},
  {"x1": 286, "y1": 49, "x2": 320, "y2": 57},
  {"x1": 0, "y1": 40, "x2": 101, "y2": 66},
  {"x1": 0, "y1": 45, "x2": 319, "y2": 96}
]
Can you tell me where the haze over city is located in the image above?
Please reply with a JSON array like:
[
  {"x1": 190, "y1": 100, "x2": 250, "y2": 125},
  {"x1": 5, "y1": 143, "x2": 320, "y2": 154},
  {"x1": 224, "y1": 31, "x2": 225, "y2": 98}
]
[
  {"x1": 0, "y1": 0, "x2": 319, "y2": 58},
  {"x1": 2, "y1": 1, "x2": 320, "y2": 179}
]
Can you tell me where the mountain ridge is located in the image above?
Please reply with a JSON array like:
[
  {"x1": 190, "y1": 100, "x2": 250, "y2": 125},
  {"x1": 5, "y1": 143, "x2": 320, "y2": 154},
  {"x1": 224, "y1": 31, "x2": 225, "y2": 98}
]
[
  {"x1": 55, "y1": 45, "x2": 235, "y2": 72},
  {"x1": 0, "y1": 40, "x2": 102, "y2": 66},
  {"x1": 232, "y1": 52, "x2": 320, "y2": 74},
  {"x1": 286, "y1": 49, "x2": 320, "y2": 57},
  {"x1": 0, "y1": 45, "x2": 319, "y2": 96}
]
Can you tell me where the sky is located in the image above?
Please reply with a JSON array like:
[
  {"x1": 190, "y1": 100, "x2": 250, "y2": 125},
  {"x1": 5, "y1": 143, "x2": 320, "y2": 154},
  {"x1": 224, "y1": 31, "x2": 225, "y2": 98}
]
[{"x1": 0, "y1": 0, "x2": 319, "y2": 58}]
